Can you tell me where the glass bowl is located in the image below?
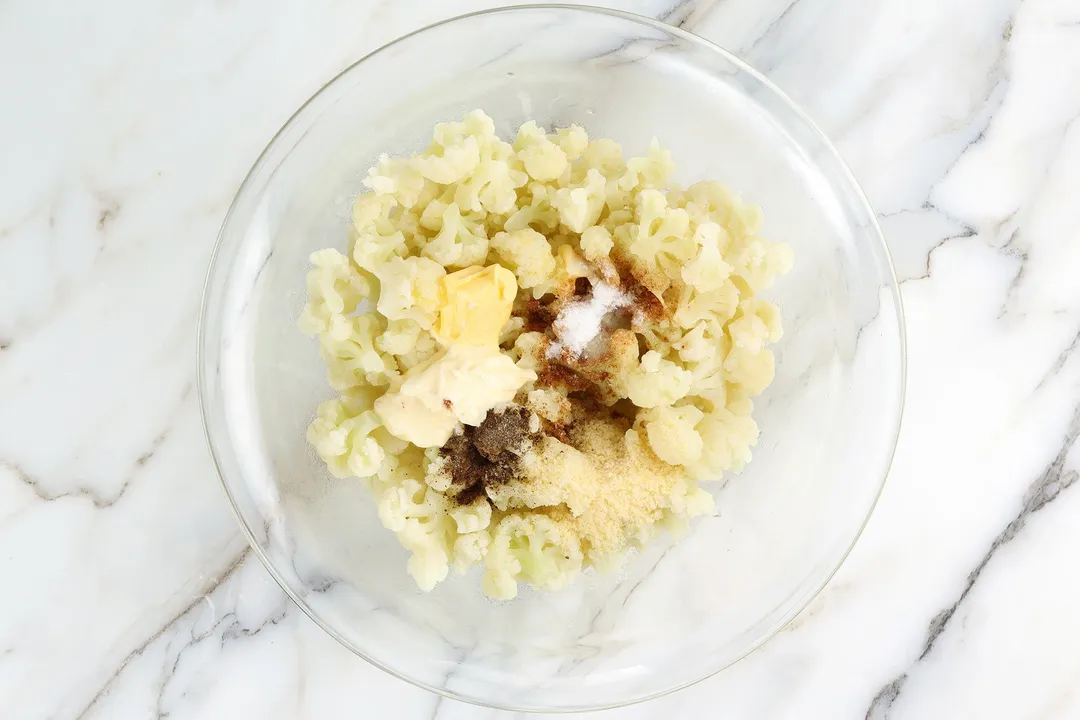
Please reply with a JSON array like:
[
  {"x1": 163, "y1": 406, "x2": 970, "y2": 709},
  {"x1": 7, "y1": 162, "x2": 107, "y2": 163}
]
[{"x1": 198, "y1": 5, "x2": 905, "y2": 713}]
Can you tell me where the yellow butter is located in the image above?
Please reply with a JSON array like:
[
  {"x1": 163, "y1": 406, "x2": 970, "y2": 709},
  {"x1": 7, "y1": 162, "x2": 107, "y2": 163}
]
[{"x1": 435, "y1": 264, "x2": 517, "y2": 346}]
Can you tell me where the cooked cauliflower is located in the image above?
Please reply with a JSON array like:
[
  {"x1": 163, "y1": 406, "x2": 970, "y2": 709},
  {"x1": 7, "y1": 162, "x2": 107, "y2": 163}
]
[
  {"x1": 301, "y1": 110, "x2": 791, "y2": 600},
  {"x1": 490, "y1": 228, "x2": 557, "y2": 290},
  {"x1": 373, "y1": 255, "x2": 445, "y2": 328},
  {"x1": 307, "y1": 396, "x2": 386, "y2": 479},
  {"x1": 626, "y1": 350, "x2": 693, "y2": 408},
  {"x1": 579, "y1": 225, "x2": 614, "y2": 261},
  {"x1": 482, "y1": 514, "x2": 583, "y2": 600},
  {"x1": 641, "y1": 404, "x2": 706, "y2": 466}
]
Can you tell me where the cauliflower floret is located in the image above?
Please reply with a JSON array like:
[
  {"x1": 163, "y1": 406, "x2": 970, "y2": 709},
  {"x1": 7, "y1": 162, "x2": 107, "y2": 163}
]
[
  {"x1": 619, "y1": 137, "x2": 675, "y2": 191},
  {"x1": 722, "y1": 299, "x2": 781, "y2": 396},
  {"x1": 393, "y1": 328, "x2": 439, "y2": 371},
  {"x1": 625, "y1": 350, "x2": 692, "y2": 408},
  {"x1": 673, "y1": 320, "x2": 729, "y2": 394},
  {"x1": 422, "y1": 203, "x2": 489, "y2": 268},
  {"x1": 627, "y1": 189, "x2": 696, "y2": 292},
  {"x1": 729, "y1": 236, "x2": 794, "y2": 293},
  {"x1": 689, "y1": 405, "x2": 759, "y2": 479},
  {"x1": 453, "y1": 531, "x2": 491, "y2": 574},
  {"x1": 363, "y1": 154, "x2": 430, "y2": 209},
  {"x1": 514, "y1": 121, "x2": 569, "y2": 182},
  {"x1": 379, "y1": 478, "x2": 456, "y2": 590},
  {"x1": 453, "y1": 131, "x2": 528, "y2": 215},
  {"x1": 373, "y1": 255, "x2": 445, "y2": 328},
  {"x1": 673, "y1": 280, "x2": 740, "y2": 329},
  {"x1": 552, "y1": 168, "x2": 606, "y2": 233},
  {"x1": 526, "y1": 387, "x2": 572, "y2": 425},
  {"x1": 352, "y1": 194, "x2": 410, "y2": 273},
  {"x1": 640, "y1": 404, "x2": 706, "y2": 466},
  {"x1": 482, "y1": 514, "x2": 583, "y2": 600},
  {"x1": 450, "y1": 500, "x2": 493, "y2": 534},
  {"x1": 318, "y1": 313, "x2": 397, "y2": 389},
  {"x1": 579, "y1": 225, "x2": 614, "y2": 261},
  {"x1": 376, "y1": 318, "x2": 422, "y2": 356},
  {"x1": 555, "y1": 125, "x2": 589, "y2": 160},
  {"x1": 409, "y1": 116, "x2": 483, "y2": 184},
  {"x1": 306, "y1": 396, "x2": 386, "y2": 479},
  {"x1": 297, "y1": 249, "x2": 372, "y2": 336},
  {"x1": 724, "y1": 345, "x2": 776, "y2": 396},
  {"x1": 580, "y1": 137, "x2": 626, "y2": 178},
  {"x1": 668, "y1": 477, "x2": 715, "y2": 516},
  {"x1": 510, "y1": 331, "x2": 546, "y2": 374},
  {"x1": 502, "y1": 181, "x2": 560, "y2": 234},
  {"x1": 422, "y1": 447, "x2": 453, "y2": 492},
  {"x1": 531, "y1": 243, "x2": 589, "y2": 299},
  {"x1": 490, "y1": 228, "x2": 557, "y2": 290},
  {"x1": 681, "y1": 222, "x2": 733, "y2": 292},
  {"x1": 679, "y1": 180, "x2": 738, "y2": 226}
]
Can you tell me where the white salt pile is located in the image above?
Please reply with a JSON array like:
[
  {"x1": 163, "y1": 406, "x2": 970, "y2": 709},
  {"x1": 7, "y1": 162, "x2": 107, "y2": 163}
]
[{"x1": 548, "y1": 280, "x2": 631, "y2": 358}]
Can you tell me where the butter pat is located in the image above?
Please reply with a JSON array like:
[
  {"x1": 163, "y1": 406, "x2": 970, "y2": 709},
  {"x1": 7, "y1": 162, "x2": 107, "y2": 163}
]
[
  {"x1": 435, "y1": 264, "x2": 517, "y2": 346},
  {"x1": 375, "y1": 344, "x2": 537, "y2": 448}
]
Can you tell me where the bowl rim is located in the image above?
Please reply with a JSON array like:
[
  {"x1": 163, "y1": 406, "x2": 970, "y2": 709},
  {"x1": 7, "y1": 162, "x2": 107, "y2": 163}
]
[{"x1": 197, "y1": 3, "x2": 907, "y2": 713}]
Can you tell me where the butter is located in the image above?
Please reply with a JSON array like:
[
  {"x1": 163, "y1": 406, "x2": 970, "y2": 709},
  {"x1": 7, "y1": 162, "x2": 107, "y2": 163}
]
[
  {"x1": 375, "y1": 263, "x2": 535, "y2": 448},
  {"x1": 435, "y1": 264, "x2": 517, "y2": 346},
  {"x1": 374, "y1": 344, "x2": 537, "y2": 448}
]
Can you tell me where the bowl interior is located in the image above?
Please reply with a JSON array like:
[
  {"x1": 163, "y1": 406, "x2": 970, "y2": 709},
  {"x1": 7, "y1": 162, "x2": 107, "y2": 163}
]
[{"x1": 200, "y1": 6, "x2": 903, "y2": 712}]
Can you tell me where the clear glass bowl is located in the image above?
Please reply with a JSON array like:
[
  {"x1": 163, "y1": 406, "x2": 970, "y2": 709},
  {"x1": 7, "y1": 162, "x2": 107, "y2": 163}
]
[{"x1": 198, "y1": 5, "x2": 905, "y2": 713}]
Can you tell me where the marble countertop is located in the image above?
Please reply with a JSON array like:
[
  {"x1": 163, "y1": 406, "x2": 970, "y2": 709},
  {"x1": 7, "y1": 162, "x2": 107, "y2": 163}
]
[{"x1": 3, "y1": 0, "x2": 1080, "y2": 717}]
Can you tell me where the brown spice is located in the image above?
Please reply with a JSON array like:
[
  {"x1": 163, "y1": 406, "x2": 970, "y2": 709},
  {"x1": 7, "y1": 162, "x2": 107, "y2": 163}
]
[
  {"x1": 522, "y1": 299, "x2": 557, "y2": 332},
  {"x1": 536, "y1": 359, "x2": 591, "y2": 392},
  {"x1": 611, "y1": 255, "x2": 666, "y2": 323},
  {"x1": 472, "y1": 405, "x2": 531, "y2": 460},
  {"x1": 441, "y1": 406, "x2": 537, "y2": 506}
]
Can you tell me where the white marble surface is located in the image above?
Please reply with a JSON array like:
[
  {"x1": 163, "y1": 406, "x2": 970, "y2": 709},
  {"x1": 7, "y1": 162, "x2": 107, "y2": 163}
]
[{"x1": 2, "y1": 0, "x2": 1080, "y2": 717}]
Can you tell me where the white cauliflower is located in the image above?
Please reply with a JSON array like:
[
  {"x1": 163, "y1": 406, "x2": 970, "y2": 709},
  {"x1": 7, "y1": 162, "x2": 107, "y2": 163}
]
[
  {"x1": 318, "y1": 313, "x2": 397, "y2": 389},
  {"x1": 514, "y1": 121, "x2": 569, "y2": 182},
  {"x1": 628, "y1": 189, "x2": 696, "y2": 290},
  {"x1": 450, "y1": 500, "x2": 493, "y2": 534},
  {"x1": 297, "y1": 249, "x2": 372, "y2": 336},
  {"x1": 373, "y1": 255, "x2": 445, "y2": 328},
  {"x1": 625, "y1": 350, "x2": 693, "y2": 408},
  {"x1": 363, "y1": 154, "x2": 430, "y2": 209},
  {"x1": 375, "y1": 318, "x2": 422, "y2": 356},
  {"x1": 352, "y1": 194, "x2": 410, "y2": 273},
  {"x1": 452, "y1": 531, "x2": 491, "y2": 574},
  {"x1": 482, "y1": 514, "x2": 583, "y2": 600},
  {"x1": 422, "y1": 203, "x2": 489, "y2": 268},
  {"x1": 553, "y1": 168, "x2": 606, "y2": 233},
  {"x1": 681, "y1": 222, "x2": 733, "y2": 292},
  {"x1": 688, "y1": 406, "x2": 760, "y2": 479},
  {"x1": 673, "y1": 280, "x2": 740, "y2": 329},
  {"x1": 490, "y1": 227, "x2": 557, "y2": 290},
  {"x1": 579, "y1": 225, "x2": 614, "y2": 261},
  {"x1": 306, "y1": 397, "x2": 386, "y2": 479},
  {"x1": 728, "y1": 236, "x2": 794, "y2": 292},
  {"x1": 619, "y1": 137, "x2": 675, "y2": 191},
  {"x1": 640, "y1": 404, "x2": 706, "y2": 466},
  {"x1": 555, "y1": 125, "x2": 588, "y2": 160},
  {"x1": 503, "y1": 182, "x2": 560, "y2": 234}
]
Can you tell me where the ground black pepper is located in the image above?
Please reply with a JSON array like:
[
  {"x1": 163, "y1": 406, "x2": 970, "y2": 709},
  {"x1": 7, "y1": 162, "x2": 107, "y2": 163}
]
[{"x1": 441, "y1": 406, "x2": 536, "y2": 506}]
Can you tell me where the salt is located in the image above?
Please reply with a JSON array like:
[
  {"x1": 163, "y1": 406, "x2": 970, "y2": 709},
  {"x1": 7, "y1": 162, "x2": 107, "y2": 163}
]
[{"x1": 548, "y1": 280, "x2": 630, "y2": 358}]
